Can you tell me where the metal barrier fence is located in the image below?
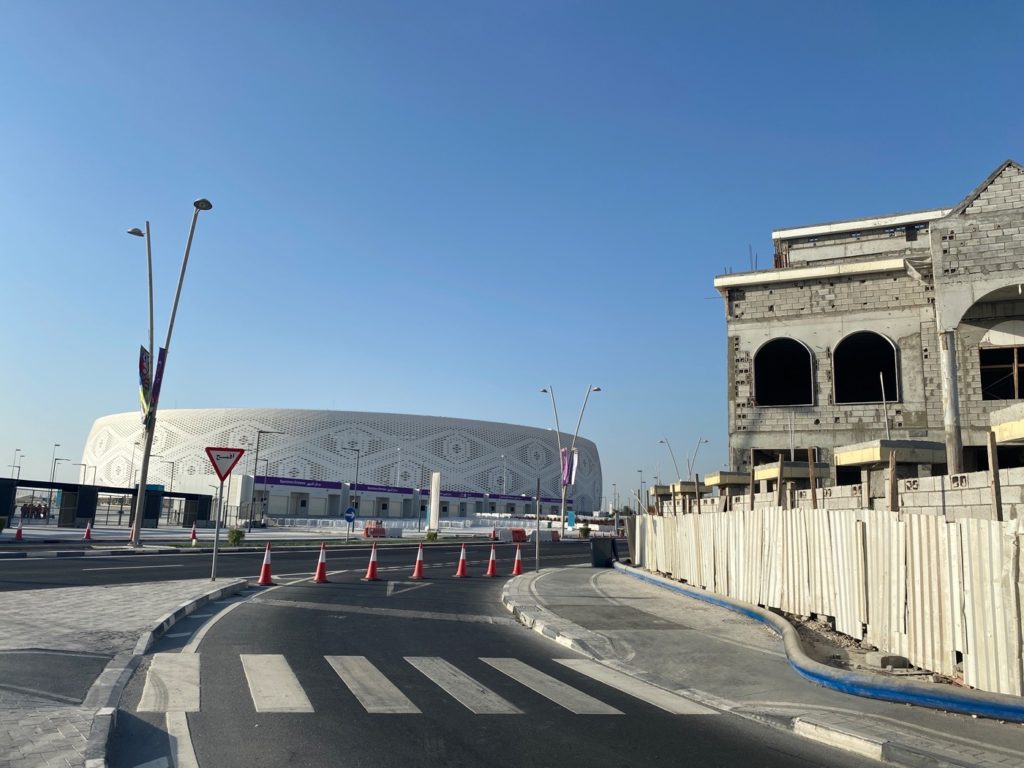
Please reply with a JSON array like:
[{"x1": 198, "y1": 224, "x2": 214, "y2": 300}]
[{"x1": 633, "y1": 508, "x2": 1024, "y2": 697}]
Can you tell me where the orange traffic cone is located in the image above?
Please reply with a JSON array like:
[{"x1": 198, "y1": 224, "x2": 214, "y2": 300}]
[
  {"x1": 313, "y1": 542, "x2": 329, "y2": 583},
  {"x1": 257, "y1": 543, "x2": 275, "y2": 586},
  {"x1": 190, "y1": 522, "x2": 198, "y2": 547},
  {"x1": 485, "y1": 543, "x2": 499, "y2": 577},
  {"x1": 362, "y1": 542, "x2": 380, "y2": 581},
  {"x1": 410, "y1": 543, "x2": 425, "y2": 580},
  {"x1": 83, "y1": 522, "x2": 92, "y2": 541},
  {"x1": 489, "y1": 527, "x2": 498, "y2": 541},
  {"x1": 15, "y1": 522, "x2": 23, "y2": 541},
  {"x1": 454, "y1": 543, "x2": 469, "y2": 577},
  {"x1": 512, "y1": 544, "x2": 523, "y2": 575}
]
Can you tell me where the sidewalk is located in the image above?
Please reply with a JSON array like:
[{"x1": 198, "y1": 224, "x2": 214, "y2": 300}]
[
  {"x1": 503, "y1": 564, "x2": 1024, "y2": 768},
  {"x1": 0, "y1": 578, "x2": 247, "y2": 768}
]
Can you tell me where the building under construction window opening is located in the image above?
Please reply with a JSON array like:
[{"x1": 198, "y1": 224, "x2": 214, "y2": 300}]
[
  {"x1": 979, "y1": 346, "x2": 1024, "y2": 400},
  {"x1": 753, "y1": 337, "x2": 814, "y2": 406},
  {"x1": 833, "y1": 331, "x2": 899, "y2": 404}
]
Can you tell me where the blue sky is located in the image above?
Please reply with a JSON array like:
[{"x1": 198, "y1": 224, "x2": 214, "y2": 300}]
[{"x1": 1, "y1": 1, "x2": 1022, "y2": 506}]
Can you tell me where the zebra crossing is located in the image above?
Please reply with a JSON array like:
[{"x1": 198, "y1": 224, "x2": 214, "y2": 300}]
[{"x1": 138, "y1": 653, "x2": 718, "y2": 717}]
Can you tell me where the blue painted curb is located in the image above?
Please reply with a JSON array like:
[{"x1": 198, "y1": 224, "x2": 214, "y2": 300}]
[{"x1": 613, "y1": 562, "x2": 1024, "y2": 723}]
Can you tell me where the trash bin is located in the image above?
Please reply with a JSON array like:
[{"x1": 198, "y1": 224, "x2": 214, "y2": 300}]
[{"x1": 590, "y1": 537, "x2": 618, "y2": 567}]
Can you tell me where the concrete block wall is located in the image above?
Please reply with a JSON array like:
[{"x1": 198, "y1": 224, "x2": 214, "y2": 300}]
[
  {"x1": 654, "y1": 466, "x2": 1024, "y2": 520},
  {"x1": 727, "y1": 271, "x2": 931, "y2": 321},
  {"x1": 726, "y1": 270, "x2": 939, "y2": 470}
]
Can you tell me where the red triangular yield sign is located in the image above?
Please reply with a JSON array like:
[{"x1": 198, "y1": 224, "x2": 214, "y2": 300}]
[{"x1": 206, "y1": 447, "x2": 245, "y2": 482}]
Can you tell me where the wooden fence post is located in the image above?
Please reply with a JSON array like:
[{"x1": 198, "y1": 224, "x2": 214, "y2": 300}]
[
  {"x1": 776, "y1": 455, "x2": 786, "y2": 508},
  {"x1": 807, "y1": 448, "x2": 818, "y2": 510},
  {"x1": 887, "y1": 449, "x2": 898, "y2": 513},
  {"x1": 988, "y1": 429, "x2": 1003, "y2": 522},
  {"x1": 748, "y1": 449, "x2": 756, "y2": 511}
]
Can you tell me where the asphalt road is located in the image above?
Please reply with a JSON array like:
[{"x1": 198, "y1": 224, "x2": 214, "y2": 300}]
[
  {"x1": 108, "y1": 557, "x2": 881, "y2": 768},
  {"x1": 0, "y1": 541, "x2": 572, "y2": 591}
]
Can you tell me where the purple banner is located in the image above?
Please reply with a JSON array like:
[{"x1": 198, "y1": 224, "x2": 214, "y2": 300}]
[{"x1": 151, "y1": 347, "x2": 168, "y2": 407}]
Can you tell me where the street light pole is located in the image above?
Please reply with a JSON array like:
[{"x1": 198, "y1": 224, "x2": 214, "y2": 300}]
[
  {"x1": 50, "y1": 458, "x2": 68, "y2": 521},
  {"x1": 659, "y1": 438, "x2": 682, "y2": 482},
  {"x1": 637, "y1": 469, "x2": 644, "y2": 514},
  {"x1": 540, "y1": 387, "x2": 565, "y2": 534},
  {"x1": 130, "y1": 199, "x2": 213, "y2": 547},
  {"x1": 567, "y1": 385, "x2": 601, "y2": 523},
  {"x1": 248, "y1": 429, "x2": 282, "y2": 532},
  {"x1": 47, "y1": 443, "x2": 60, "y2": 522},
  {"x1": 73, "y1": 463, "x2": 87, "y2": 483},
  {"x1": 687, "y1": 437, "x2": 709, "y2": 479},
  {"x1": 540, "y1": 385, "x2": 601, "y2": 534},
  {"x1": 10, "y1": 448, "x2": 20, "y2": 479}
]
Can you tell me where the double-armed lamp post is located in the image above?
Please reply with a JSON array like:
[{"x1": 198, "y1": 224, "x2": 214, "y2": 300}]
[
  {"x1": 540, "y1": 385, "x2": 600, "y2": 534},
  {"x1": 127, "y1": 199, "x2": 212, "y2": 547}
]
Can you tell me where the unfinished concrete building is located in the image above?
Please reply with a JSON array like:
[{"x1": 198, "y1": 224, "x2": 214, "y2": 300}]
[{"x1": 714, "y1": 160, "x2": 1024, "y2": 481}]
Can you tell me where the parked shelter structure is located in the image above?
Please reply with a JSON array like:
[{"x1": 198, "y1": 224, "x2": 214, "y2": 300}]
[{"x1": 714, "y1": 160, "x2": 1024, "y2": 480}]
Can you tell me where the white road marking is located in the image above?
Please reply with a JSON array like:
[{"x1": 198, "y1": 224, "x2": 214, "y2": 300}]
[
  {"x1": 406, "y1": 657, "x2": 521, "y2": 714},
  {"x1": 553, "y1": 659, "x2": 718, "y2": 715},
  {"x1": 241, "y1": 654, "x2": 314, "y2": 713},
  {"x1": 82, "y1": 564, "x2": 184, "y2": 571},
  {"x1": 481, "y1": 658, "x2": 622, "y2": 715},
  {"x1": 132, "y1": 756, "x2": 170, "y2": 768},
  {"x1": 386, "y1": 581, "x2": 431, "y2": 597},
  {"x1": 166, "y1": 711, "x2": 199, "y2": 768},
  {"x1": 165, "y1": 632, "x2": 192, "y2": 639},
  {"x1": 138, "y1": 654, "x2": 200, "y2": 712},
  {"x1": 325, "y1": 656, "x2": 420, "y2": 714},
  {"x1": 183, "y1": 602, "x2": 242, "y2": 654}
]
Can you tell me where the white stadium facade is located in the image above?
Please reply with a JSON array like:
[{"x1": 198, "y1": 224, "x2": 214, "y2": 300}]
[{"x1": 82, "y1": 408, "x2": 602, "y2": 520}]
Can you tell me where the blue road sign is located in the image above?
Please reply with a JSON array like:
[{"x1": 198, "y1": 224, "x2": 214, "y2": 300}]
[{"x1": 344, "y1": 507, "x2": 356, "y2": 523}]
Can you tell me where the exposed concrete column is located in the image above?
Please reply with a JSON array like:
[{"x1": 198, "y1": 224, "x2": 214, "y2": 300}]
[{"x1": 938, "y1": 329, "x2": 964, "y2": 474}]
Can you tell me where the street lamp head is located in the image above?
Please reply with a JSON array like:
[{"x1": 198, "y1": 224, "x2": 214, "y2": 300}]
[
  {"x1": 591, "y1": 386, "x2": 602, "y2": 392},
  {"x1": 127, "y1": 227, "x2": 145, "y2": 237},
  {"x1": 540, "y1": 388, "x2": 549, "y2": 394},
  {"x1": 193, "y1": 198, "x2": 213, "y2": 211}
]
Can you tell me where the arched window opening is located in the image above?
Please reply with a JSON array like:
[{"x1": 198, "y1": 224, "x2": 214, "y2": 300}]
[
  {"x1": 753, "y1": 338, "x2": 814, "y2": 406},
  {"x1": 833, "y1": 331, "x2": 899, "y2": 404}
]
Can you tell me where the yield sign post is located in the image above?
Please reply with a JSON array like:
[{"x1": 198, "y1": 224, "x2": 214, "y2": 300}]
[{"x1": 206, "y1": 447, "x2": 244, "y2": 581}]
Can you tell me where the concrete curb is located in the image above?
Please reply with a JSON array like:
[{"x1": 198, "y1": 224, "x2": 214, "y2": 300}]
[
  {"x1": 501, "y1": 572, "x2": 611, "y2": 659},
  {"x1": 614, "y1": 563, "x2": 1024, "y2": 723},
  {"x1": 82, "y1": 578, "x2": 249, "y2": 768}
]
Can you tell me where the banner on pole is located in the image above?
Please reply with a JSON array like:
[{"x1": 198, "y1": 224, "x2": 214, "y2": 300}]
[
  {"x1": 561, "y1": 448, "x2": 579, "y2": 487},
  {"x1": 151, "y1": 347, "x2": 168, "y2": 408},
  {"x1": 138, "y1": 346, "x2": 152, "y2": 421}
]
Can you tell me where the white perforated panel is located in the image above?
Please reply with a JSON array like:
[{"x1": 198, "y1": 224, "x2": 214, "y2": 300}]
[{"x1": 82, "y1": 409, "x2": 602, "y2": 510}]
